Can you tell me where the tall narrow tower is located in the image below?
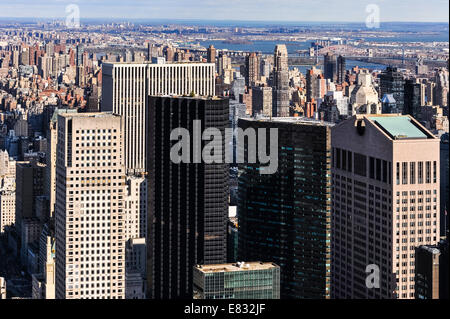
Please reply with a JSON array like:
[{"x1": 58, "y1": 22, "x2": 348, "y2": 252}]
[
  {"x1": 55, "y1": 112, "x2": 126, "y2": 299},
  {"x1": 272, "y1": 45, "x2": 290, "y2": 117}
]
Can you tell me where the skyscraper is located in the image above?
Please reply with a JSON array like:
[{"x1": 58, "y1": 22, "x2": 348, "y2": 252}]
[
  {"x1": 252, "y1": 85, "x2": 273, "y2": 116},
  {"x1": 245, "y1": 52, "x2": 260, "y2": 87},
  {"x1": 404, "y1": 79, "x2": 422, "y2": 120},
  {"x1": 101, "y1": 62, "x2": 215, "y2": 174},
  {"x1": 331, "y1": 114, "x2": 440, "y2": 299},
  {"x1": 433, "y1": 68, "x2": 449, "y2": 107},
  {"x1": 272, "y1": 45, "x2": 290, "y2": 117},
  {"x1": 324, "y1": 53, "x2": 337, "y2": 82},
  {"x1": 379, "y1": 67, "x2": 405, "y2": 114},
  {"x1": 207, "y1": 45, "x2": 216, "y2": 64},
  {"x1": 238, "y1": 117, "x2": 332, "y2": 299},
  {"x1": 55, "y1": 112, "x2": 126, "y2": 299},
  {"x1": 336, "y1": 55, "x2": 346, "y2": 84},
  {"x1": 414, "y1": 239, "x2": 449, "y2": 299},
  {"x1": 45, "y1": 108, "x2": 78, "y2": 220},
  {"x1": 147, "y1": 96, "x2": 229, "y2": 299}
]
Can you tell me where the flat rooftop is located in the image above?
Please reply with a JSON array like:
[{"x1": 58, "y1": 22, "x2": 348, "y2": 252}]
[
  {"x1": 194, "y1": 262, "x2": 278, "y2": 274},
  {"x1": 243, "y1": 116, "x2": 335, "y2": 127},
  {"x1": 58, "y1": 112, "x2": 117, "y2": 118},
  {"x1": 103, "y1": 61, "x2": 214, "y2": 66},
  {"x1": 367, "y1": 115, "x2": 431, "y2": 139}
]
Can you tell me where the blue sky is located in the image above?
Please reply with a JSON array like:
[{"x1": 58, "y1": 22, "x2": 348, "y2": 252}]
[{"x1": 0, "y1": 0, "x2": 448, "y2": 22}]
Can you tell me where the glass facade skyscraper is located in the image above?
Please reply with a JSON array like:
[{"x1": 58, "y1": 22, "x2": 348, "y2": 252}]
[
  {"x1": 379, "y1": 67, "x2": 405, "y2": 114},
  {"x1": 147, "y1": 96, "x2": 229, "y2": 299},
  {"x1": 238, "y1": 117, "x2": 332, "y2": 299}
]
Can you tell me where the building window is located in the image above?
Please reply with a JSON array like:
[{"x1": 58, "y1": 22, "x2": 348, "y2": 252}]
[
  {"x1": 396, "y1": 162, "x2": 400, "y2": 185},
  {"x1": 418, "y1": 162, "x2": 423, "y2": 184},
  {"x1": 370, "y1": 157, "x2": 375, "y2": 179},
  {"x1": 425, "y1": 161, "x2": 431, "y2": 184},
  {"x1": 347, "y1": 151, "x2": 352, "y2": 173},
  {"x1": 410, "y1": 162, "x2": 415, "y2": 184},
  {"x1": 382, "y1": 160, "x2": 388, "y2": 183},
  {"x1": 402, "y1": 162, "x2": 408, "y2": 185},
  {"x1": 354, "y1": 153, "x2": 367, "y2": 177},
  {"x1": 336, "y1": 148, "x2": 341, "y2": 170},
  {"x1": 433, "y1": 161, "x2": 436, "y2": 183},
  {"x1": 376, "y1": 159, "x2": 382, "y2": 181}
]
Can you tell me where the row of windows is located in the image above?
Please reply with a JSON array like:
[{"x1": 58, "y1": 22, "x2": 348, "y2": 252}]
[
  {"x1": 332, "y1": 148, "x2": 392, "y2": 184},
  {"x1": 396, "y1": 161, "x2": 437, "y2": 185}
]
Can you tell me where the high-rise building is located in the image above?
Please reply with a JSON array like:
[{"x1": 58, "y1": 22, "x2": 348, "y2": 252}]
[
  {"x1": 75, "y1": 44, "x2": 84, "y2": 67},
  {"x1": 0, "y1": 190, "x2": 15, "y2": 233},
  {"x1": 55, "y1": 112, "x2": 126, "y2": 299},
  {"x1": 252, "y1": 85, "x2": 273, "y2": 116},
  {"x1": 101, "y1": 62, "x2": 215, "y2": 174},
  {"x1": 350, "y1": 70, "x2": 381, "y2": 115},
  {"x1": 245, "y1": 52, "x2": 260, "y2": 87},
  {"x1": 45, "y1": 108, "x2": 78, "y2": 220},
  {"x1": 207, "y1": 45, "x2": 216, "y2": 64},
  {"x1": 306, "y1": 67, "x2": 322, "y2": 102},
  {"x1": 414, "y1": 238, "x2": 449, "y2": 299},
  {"x1": 31, "y1": 236, "x2": 55, "y2": 299},
  {"x1": 272, "y1": 45, "x2": 290, "y2": 117},
  {"x1": 336, "y1": 55, "x2": 346, "y2": 84},
  {"x1": 379, "y1": 67, "x2": 405, "y2": 114},
  {"x1": 433, "y1": 68, "x2": 449, "y2": 107},
  {"x1": 15, "y1": 161, "x2": 45, "y2": 232},
  {"x1": 324, "y1": 53, "x2": 337, "y2": 82},
  {"x1": 147, "y1": 96, "x2": 229, "y2": 299},
  {"x1": 404, "y1": 79, "x2": 422, "y2": 120},
  {"x1": 193, "y1": 262, "x2": 281, "y2": 299},
  {"x1": 238, "y1": 117, "x2": 332, "y2": 299},
  {"x1": 331, "y1": 114, "x2": 440, "y2": 299},
  {"x1": 146, "y1": 43, "x2": 153, "y2": 61}
]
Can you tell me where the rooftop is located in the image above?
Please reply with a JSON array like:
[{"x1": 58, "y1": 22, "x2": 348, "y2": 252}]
[
  {"x1": 103, "y1": 61, "x2": 214, "y2": 66},
  {"x1": 367, "y1": 115, "x2": 431, "y2": 140},
  {"x1": 194, "y1": 262, "x2": 278, "y2": 274},
  {"x1": 246, "y1": 116, "x2": 335, "y2": 127},
  {"x1": 58, "y1": 112, "x2": 117, "y2": 119}
]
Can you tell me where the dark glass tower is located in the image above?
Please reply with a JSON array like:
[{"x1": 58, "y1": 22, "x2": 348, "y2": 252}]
[
  {"x1": 379, "y1": 67, "x2": 405, "y2": 114},
  {"x1": 147, "y1": 96, "x2": 229, "y2": 299},
  {"x1": 324, "y1": 52, "x2": 337, "y2": 82},
  {"x1": 238, "y1": 118, "x2": 332, "y2": 299},
  {"x1": 336, "y1": 55, "x2": 346, "y2": 84},
  {"x1": 404, "y1": 79, "x2": 422, "y2": 120}
]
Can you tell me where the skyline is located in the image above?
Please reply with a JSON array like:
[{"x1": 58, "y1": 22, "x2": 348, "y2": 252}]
[{"x1": 0, "y1": 0, "x2": 449, "y2": 23}]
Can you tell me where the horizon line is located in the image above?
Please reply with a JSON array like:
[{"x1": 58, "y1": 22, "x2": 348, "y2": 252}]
[{"x1": 0, "y1": 17, "x2": 448, "y2": 24}]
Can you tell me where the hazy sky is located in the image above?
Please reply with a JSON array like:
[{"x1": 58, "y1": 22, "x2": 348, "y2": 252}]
[{"x1": 0, "y1": 0, "x2": 449, "y2": 22}]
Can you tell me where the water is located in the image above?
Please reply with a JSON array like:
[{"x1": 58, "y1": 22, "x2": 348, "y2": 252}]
[
  {"x1": 197, "y1": 40, "x2": 311, "y2": 54},
  {"x1": 290, "y1": 60, "x2": 387, "y2": 75}
]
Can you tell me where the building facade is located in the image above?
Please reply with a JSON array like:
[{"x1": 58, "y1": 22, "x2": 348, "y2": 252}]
[
  {"x1": 331, "y1": 114, "x2": 440, "y2": 299},
  {"x1": 193, "y1": 262, "x2": 280, "y2": 299},
  {"x1": 55, "y1": 112, "x2": 126, "y2": 299},
  {"x1": 272, "y1": 45, "x2": 290, "y2": 117},
  {"x1": 238, "y1": 117, "x2": 332, "y2": 299},
  {"x1": 147, "y1": 96, "x2": 229, "y2": 299},
  {"x1": 101, "y1": 62, "x2": 216, "y2": 175}
]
